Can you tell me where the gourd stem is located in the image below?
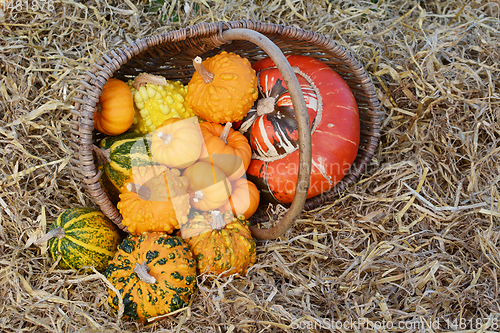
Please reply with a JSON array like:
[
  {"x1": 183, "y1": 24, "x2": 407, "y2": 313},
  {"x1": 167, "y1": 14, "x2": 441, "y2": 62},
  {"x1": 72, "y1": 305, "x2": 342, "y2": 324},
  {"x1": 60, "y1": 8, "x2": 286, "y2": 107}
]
[
  {"x1": 256, "y1": 97, "x2": 276, "y2": 116},
  {"x1": 93, "y1": 145, "x2": 111, "y2": 166},
  {"x1": 193, "y1": 190, "x2": 204, "y2": 203},
  {"x1": 127, "y1": 183, "x2": 152, "y2": 201},
  {"x1": 157, "y1": 131, "x2": 172, "y2": 145},
  {"x1": 134, "y1": 262, "x2": 156, "y2": 284},
  {"x1": 220, "y1": 122, "x2": 232, "y2": 144},
  {"x1": 209, "y1": 210, "x2": 227, "y2": 230},
  {"x1": 132, "y1": 73, "x2": 167, "y2": 89},
  {"x1": 193, "y1": 56, "x2": 214, "y2": 84},
  {"x1": 34, "y1": 227, "x2": 66, "y2": 245}
]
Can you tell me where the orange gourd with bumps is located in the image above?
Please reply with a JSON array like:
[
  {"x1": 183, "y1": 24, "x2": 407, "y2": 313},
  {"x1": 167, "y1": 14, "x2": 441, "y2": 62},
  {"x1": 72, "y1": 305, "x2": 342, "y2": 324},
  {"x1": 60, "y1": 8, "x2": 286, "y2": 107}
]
[
  {"x1": 179, "y1": 210, "x2": 256, "y2": 277},
  {"x1": 186, "y1": 52, "x2": 258, "y2": 123},
  {"x1": 117, "y1": 165, "x2": 190, "y2": 235}
]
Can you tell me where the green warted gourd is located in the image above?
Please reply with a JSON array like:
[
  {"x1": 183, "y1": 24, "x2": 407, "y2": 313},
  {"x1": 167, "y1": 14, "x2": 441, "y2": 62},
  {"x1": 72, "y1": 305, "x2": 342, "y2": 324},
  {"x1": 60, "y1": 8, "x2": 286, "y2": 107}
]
[{"x1": 104, "y1": 232, "x2": 197, "y2": 323}]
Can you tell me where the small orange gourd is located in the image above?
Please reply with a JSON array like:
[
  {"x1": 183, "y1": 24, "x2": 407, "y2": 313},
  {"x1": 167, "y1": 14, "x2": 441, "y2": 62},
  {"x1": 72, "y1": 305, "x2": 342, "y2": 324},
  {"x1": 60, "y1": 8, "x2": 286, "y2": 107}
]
[
  {"x1": 219, "y1": 178, "x2": 260, "y2": 220},
  {"x1": 199, "y1": 122, "x2": 251, "y2": 181},
  {"x1": 186, "y1": 51, "x2": 259, "y2": 123},
  {"x1": 151, "y1": 117, "x2": 203, "y2": 169},
  {"x1": 94, "y1": 78, "x2": 135, "y2": 135},
  {"x1": 117, "y1": 165, "x2": 190, "y2": 235},
  {"x1": 182, "y1": 161, "x2": 232, "y2": 211}
]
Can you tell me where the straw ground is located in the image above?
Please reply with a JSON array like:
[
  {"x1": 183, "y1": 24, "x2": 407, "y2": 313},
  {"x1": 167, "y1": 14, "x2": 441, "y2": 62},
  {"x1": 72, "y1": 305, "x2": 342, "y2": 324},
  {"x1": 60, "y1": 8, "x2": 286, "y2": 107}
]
[{"x1": 0, "y1": 0, "x2": 499, "y2": 332}]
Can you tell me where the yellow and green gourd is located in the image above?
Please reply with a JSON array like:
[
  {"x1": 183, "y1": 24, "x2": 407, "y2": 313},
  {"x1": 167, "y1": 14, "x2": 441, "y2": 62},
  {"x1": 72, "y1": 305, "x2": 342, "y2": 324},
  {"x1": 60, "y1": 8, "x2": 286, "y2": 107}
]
[
  {"x1": 98, "y1": 164, "x2": 121, "y2": 205},
  {"x1": 95, "y1": 131, "x2": 157, "y2": 196},
  {"x1": 104, "y1": 232, "x2": 197, "y2": 323},
  {"x1": 37, "y1": 207, "x2": 122, "y2": 272}
]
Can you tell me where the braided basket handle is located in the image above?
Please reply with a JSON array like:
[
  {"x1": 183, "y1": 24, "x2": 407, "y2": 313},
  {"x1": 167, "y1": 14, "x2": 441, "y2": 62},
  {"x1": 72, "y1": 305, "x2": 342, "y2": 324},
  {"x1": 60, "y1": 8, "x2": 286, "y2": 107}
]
[{"x1": 222, "y1": 29, "x2": 312, "y2": 239}]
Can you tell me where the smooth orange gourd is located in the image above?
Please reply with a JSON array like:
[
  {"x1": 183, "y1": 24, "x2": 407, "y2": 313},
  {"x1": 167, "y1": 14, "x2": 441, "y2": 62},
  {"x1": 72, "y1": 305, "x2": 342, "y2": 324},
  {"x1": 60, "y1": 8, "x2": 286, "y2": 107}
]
[
  {"x1": 94, "y1": 78, "x2": 135, "y2": 136},
  {"x1": 199, "y1": 122, "x2": 251, "y2": 181},
  {"x1": 182, "y1": 161, "x2": 231, "y2": 211},
  {"x1": 151, "y1": 117, "x2": 203, "y2": 169},
  {"x1": 219, "y1": 178, "x2": 260, "y2": 219}
]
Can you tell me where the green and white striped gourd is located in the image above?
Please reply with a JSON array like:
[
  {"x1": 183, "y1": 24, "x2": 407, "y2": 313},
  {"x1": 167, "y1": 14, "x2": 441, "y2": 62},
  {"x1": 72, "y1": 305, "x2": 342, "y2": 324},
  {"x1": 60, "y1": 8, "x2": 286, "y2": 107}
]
[{"x1": 95, "y1": 131, "x2": 156, "y2": 194}]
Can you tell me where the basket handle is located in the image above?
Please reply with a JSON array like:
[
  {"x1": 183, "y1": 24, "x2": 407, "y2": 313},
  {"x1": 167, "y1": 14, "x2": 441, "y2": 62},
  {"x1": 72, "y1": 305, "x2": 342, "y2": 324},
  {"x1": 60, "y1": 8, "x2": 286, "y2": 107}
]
[{"x1": 221, "y1": 29, "x2": 312, "y2": 239}]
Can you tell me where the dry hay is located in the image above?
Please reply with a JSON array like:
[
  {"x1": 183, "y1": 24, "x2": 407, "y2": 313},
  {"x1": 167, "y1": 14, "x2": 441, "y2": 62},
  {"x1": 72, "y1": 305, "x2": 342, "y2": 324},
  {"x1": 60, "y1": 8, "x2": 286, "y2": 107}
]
[{"x1": 1, "y1": 0, "x2": 499, "y2": 332}]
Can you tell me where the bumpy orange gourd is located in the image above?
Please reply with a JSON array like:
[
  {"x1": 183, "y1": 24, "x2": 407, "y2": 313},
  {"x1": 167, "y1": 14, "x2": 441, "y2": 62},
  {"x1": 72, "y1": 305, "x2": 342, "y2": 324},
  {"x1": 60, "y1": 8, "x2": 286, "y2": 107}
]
[
  {"x1": 179, "y1": 210, "x2": 256, "y2": 277},
  {"x1": 182, "y1": 161, "x2": 231, "y2": 211},
  {"x1": 199, "y1": 122, "x2": 251, "y2": 181},
  {"x1": 186, "y1": 51, "x2": 259, "y2": 123},
  {"x1": 219, "y1": 178, "x2": 260, "y2": 220},
  {"x1": 151, "y1": 117, "x2": 203, "y2": 169},
  {"x1": 117, "y1": 165, "x2": 190, "y2": 235},
  {"x1": 94, "y1": 78, "x2": 135, "y2": 135}
]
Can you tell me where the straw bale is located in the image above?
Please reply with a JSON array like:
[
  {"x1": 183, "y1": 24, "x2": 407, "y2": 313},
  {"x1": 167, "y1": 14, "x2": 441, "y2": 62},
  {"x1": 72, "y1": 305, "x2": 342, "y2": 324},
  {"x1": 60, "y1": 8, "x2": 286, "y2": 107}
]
[{"x1": 1, "y1": 0, "x2": 499, "y2": 332}]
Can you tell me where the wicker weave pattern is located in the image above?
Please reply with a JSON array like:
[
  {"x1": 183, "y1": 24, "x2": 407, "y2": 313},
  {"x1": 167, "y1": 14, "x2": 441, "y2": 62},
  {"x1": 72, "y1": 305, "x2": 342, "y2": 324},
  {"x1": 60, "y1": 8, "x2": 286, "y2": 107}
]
[{"x1": 70, "y1": 20, "x2": 383, "y2": 231}]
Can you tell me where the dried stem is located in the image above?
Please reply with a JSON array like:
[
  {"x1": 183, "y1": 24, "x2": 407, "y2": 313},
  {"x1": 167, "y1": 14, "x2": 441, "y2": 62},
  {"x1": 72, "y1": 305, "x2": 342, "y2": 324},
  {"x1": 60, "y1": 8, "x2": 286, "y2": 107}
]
[
  {"x1": 220, "y1": 122, "x2": 232, "y2": 144},
  {"x1": 132, "y1": 73, "x2": 167, "y2": 89},
  {"x1": 256, "y1": 97, "x2": 276, "y2": 116},
  {"x1": 193, "y1": 56, "x2": 214, "y2": 84},
  {"x1": 134, "y1": 262, "x2": 156, "y2": 284},
  {"x1": 127, "y1": 183, "x2": 152, "y2": 201},
  {"x1": 157, "y1": 131, "x2": 172, "y2": 145},
  {"x1": 209, "y1": 210, "x2": 227, "y2": 230},
  {"x1": 93, "y1": 145, "x2": 111, "y2": 166},
  {"x1": 193, "y1": 190, "x2": 204, "y2": 203},
  {"x1": 34, "y1": 227, "x2": 66, "y2": 245}
]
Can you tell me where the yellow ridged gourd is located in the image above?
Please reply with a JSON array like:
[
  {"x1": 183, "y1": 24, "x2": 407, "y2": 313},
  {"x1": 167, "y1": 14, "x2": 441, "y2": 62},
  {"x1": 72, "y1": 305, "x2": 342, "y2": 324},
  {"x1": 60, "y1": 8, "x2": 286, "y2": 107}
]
[{"x1": 128, "y1": 74, "x2": 197, "y2": 134}]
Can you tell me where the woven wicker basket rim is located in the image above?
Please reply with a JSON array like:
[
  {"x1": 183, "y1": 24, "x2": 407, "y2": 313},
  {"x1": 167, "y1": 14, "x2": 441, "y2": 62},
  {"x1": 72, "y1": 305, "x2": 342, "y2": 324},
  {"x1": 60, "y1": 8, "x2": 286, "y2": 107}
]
[{"x1": 70, "y1": 19, "x2": 384, "y2": 233}]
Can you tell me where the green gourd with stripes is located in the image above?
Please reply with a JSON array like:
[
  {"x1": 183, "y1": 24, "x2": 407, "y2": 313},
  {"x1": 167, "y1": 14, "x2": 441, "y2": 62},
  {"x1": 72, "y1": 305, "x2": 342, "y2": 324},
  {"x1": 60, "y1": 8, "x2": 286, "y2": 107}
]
[
  {"x1": 97, "y1": 131, "x2": 157, "y2": 194},
  {"x1": 44, "y1": 207, "x2": 122, "y2": 272}
]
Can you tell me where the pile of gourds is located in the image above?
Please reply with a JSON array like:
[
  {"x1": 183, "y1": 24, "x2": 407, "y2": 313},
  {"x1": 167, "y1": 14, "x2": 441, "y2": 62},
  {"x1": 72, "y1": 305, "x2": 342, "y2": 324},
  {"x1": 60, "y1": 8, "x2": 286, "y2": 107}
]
[
  {"x1": 37, "y1": 51, "x2": 360, "y2": 323},
  {"x1": 39, "y1": 52, "x2": 262, "y2": 323}
]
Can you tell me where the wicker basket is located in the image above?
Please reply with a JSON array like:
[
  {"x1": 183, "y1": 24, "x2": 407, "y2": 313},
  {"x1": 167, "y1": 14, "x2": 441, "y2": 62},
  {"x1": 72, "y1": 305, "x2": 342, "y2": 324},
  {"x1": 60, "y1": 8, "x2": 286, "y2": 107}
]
[{"x1": 70, "y1": 20, "x2": 383, "y2": 239}]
